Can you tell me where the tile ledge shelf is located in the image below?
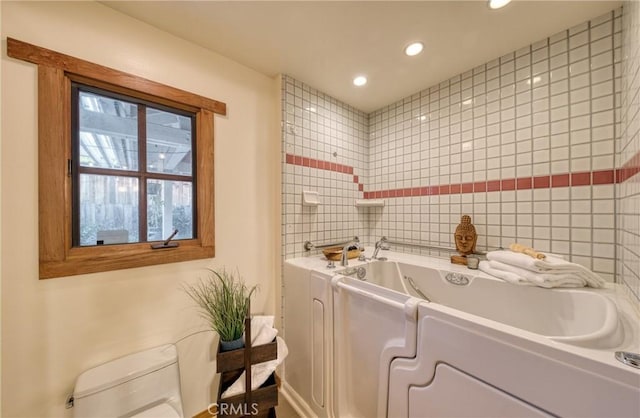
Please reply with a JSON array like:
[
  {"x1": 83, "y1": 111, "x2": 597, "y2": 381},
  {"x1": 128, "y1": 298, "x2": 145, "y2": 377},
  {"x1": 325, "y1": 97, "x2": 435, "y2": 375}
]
[
  {"x1": 355, "y1": 199, "x2": 385, "y2": 208},
  {"x1": 302, "y1": 190, "x2": 320, "y2": 206}
]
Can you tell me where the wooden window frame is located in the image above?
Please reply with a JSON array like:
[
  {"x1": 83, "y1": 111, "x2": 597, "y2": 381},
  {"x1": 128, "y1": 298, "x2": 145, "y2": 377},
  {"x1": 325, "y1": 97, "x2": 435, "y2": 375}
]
[{"x1": 7, "y1": 38, "x2": 226, "y2": 279}]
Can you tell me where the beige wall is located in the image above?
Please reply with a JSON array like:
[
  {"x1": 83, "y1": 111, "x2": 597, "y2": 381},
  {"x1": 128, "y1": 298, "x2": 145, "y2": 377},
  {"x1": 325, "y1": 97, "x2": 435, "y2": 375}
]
[
  {"x1": 0, "y1": 0, "x2": 3, "y2": 413},
  {"x1": 1, "y1": 1, "x2": 281, "y2": 417}
]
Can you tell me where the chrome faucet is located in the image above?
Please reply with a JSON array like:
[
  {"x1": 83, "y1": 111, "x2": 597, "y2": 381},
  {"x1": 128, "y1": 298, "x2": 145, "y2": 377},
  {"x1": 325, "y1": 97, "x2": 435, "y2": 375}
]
[
  {"x1": 341, "y1": 237, "x2": 360, "y2": 266},
  {"x1": 372, "y1": 236, "x2": 389, "y2": 259}
]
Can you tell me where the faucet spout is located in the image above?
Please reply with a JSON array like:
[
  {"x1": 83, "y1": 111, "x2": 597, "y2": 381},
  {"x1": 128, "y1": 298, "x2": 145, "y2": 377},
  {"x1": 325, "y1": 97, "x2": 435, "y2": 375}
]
[
  {"x1": 341, "y1": 237, "x2": 360, "y2": 266},
  {"x1": 372, "y1": 236, "x2": 389, "y2": 259},
  {"x1": 341, "y1": 243, "x2": 352, "y2": 266}
]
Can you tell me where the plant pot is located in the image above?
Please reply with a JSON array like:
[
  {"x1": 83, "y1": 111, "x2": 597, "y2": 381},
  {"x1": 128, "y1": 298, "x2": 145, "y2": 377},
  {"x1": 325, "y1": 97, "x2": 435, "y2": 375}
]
[{"x1": 220, "y1": 336, "x2": 244, "y2": 352}]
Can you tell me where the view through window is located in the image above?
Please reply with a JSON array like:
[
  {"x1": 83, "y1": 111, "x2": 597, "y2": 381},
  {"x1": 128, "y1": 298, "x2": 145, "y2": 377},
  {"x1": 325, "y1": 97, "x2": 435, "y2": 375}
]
[{"x1": 73, "y1": 86, "x2": 196, "y2": 246}]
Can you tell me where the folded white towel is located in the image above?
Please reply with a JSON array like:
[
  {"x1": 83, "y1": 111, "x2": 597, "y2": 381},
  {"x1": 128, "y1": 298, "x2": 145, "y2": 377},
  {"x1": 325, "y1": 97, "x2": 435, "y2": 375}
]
[
  {"x1": 486, "y1": 250, "x2": 605, "y2": 288},
  {"x1": 488, "y1": 260, "x2": 596, "y2": 288},
  {"x1": 221, "y1": 336, "x2": 288, "y2": 399},
  {"x1": 479, "y1": 260, "x2": 533, "y2": 286}
]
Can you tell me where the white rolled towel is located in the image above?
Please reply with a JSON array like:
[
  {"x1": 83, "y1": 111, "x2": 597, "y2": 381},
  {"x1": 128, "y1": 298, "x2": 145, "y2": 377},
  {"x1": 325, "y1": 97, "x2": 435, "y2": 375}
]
[
  {"x1": 246, "y1": 315, "x2": 278, "y2": 346},
  {"x1": 486, "y1": 250, "x2": 605, "y2": 287}
]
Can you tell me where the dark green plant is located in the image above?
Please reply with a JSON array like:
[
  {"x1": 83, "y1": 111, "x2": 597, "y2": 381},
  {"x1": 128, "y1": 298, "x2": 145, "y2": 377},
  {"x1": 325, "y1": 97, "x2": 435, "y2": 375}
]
[{"x1": 183, "y1": 269, "x2": 257, "y2": 342}]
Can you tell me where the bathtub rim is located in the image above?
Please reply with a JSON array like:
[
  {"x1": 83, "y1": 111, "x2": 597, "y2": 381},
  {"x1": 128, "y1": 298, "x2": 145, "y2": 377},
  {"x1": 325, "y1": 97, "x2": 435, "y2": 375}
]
[
  {"x1": 340, "y1": 259, "x2": 622, "y2": 345},
  {"x1": 285, "y1": 248, "x2": 640, "y2": 376}
]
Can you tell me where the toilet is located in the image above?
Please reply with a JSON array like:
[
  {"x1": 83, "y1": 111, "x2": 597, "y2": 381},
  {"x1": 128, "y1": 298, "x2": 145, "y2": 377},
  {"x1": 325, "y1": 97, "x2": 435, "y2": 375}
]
[{"x1": 72, "y1": 344, "x2": 184, "y2": 418}]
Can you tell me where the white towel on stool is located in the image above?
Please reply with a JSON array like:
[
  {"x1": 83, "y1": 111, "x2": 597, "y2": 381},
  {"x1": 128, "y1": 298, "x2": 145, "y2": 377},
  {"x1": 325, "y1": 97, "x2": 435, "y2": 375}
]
[
  {"x1": 221, "y1": 336, "x2": 288, "y2": 399},
  {"x1": 486, "y1": 250, "x2": 605, "y2": 288},
  {"x1": 221, "y1": 315, "x2": 279, "y2": 399}
]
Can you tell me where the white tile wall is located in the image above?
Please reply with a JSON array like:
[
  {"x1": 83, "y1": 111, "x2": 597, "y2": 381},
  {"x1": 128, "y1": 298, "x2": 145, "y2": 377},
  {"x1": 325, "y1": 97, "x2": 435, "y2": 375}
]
[
  {"x1": 367, "y1": 10, "x2": 620, "y2": 281},
  {"x1": 618, "y1": 2, "x2": 640, "y2": 302},
  {"x1": 282, "y1": 9, "x2": 627, "y2": 287},
  {"x1": 281, "y1": 76, "x2": 369, "y2": 259}
]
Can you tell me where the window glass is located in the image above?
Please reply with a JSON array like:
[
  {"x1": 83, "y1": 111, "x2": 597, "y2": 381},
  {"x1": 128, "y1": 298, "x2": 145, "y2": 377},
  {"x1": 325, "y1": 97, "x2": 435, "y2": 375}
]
[
  {"x1": 146, "y1": 107, "x2": 192, "y2": 176},
  {"x1": 79, "y1": 174, "x2": 139, "y2": 246},
  {"x1": 74, "y1": 86, "x2": 196, "y2": 247},
  {"x1": 79, "y1": 91, "x2": 139, "y2": 171},
  {"x1": 147, "y1": 179, "x2": 193, "y2": 241}
]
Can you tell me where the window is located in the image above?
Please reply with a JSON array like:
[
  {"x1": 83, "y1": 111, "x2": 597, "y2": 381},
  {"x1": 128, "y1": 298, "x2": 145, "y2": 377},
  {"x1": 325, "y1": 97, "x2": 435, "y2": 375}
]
[
  {"x1": 7, "y1": 38, "x2": 226, "y2": 279},
  {"x1": 73, "y1": 86, "x2": 196, "y2": 246}
]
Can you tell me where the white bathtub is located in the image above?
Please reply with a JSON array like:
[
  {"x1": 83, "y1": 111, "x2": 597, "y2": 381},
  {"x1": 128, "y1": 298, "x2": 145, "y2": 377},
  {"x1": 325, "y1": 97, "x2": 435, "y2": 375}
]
[
  {"x1": 282, "y1": 249, "x2": 640, "y2": 418},
  {"x1": 349, "y1": 260, "x2": 623, "y2": 348}
]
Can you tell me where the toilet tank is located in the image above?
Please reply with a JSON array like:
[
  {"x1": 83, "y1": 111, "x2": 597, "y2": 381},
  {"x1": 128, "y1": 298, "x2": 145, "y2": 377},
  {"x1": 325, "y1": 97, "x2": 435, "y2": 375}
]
[{"x1": 73, "y1": 344, "x2": 184, "y2": 418}]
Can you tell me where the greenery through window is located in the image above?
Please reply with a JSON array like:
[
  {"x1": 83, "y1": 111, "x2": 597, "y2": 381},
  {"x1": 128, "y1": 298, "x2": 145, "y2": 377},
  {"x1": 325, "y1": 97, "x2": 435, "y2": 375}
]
[{"x1": 73, "y1": 86, "x2": 196, "y2": 246}]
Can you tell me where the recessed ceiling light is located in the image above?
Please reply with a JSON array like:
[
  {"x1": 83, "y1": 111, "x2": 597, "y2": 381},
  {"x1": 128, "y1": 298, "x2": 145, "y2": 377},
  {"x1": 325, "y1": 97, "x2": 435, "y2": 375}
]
[
  {"x1": 405, "y1": 42, "x2": 424, "y2": 57},
  {"x1": 488, "y1": 0, "x2": 512, "y2": 9},
  {"x1": 353, "y1": 76, "x2": 367, "y2": 87}
]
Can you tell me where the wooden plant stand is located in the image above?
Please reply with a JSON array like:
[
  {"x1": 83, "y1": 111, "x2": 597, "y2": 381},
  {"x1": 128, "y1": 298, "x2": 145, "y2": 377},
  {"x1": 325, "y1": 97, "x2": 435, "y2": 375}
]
[{"x1": 215, "y1": 308, "x2": 279, "y2": 418}]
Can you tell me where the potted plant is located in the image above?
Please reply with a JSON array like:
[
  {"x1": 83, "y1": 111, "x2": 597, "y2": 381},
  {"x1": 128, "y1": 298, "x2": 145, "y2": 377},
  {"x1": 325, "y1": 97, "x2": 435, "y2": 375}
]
[{"x1": 184, "y1": 268, "x2": 257, "y2": 351}]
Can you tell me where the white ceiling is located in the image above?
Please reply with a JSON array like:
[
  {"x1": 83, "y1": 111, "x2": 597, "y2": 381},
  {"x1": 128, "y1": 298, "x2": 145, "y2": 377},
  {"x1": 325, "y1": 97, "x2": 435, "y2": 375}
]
[{"x1": 102, "y1": 1, "x2": 622, "y2": 113}]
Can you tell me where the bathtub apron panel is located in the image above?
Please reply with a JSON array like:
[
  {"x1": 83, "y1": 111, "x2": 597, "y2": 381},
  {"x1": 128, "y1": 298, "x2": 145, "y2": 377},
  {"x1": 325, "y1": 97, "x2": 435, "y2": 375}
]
[
  {"x1": 389, "y1": 303, "x2": 640, "y2": 418},
  {"x1": 283, "y1": 264, "x2": 332, "y2": 417},
  {"x1": 408, "y1": 363, "x2": 551, "y2": 418},
  {"x1": 331, "y1": 276, "x2": 419, "y2": 418},
  {"x1": 309, "y1": 271, "x2": 335, "y2": 416}
]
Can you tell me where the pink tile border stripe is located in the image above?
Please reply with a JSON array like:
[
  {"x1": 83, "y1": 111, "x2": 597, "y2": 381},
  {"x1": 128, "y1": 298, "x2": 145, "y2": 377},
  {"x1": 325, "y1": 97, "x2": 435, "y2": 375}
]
[
  {"x1": 286, "y1": 153, "x2": 364, "y2": 190},
  {"x1": 285, "y1": 154, "x2": 354, "y2": 175},
  {"x1": 285, "y1": 152, "x2": 640, "y2": 198},
  {"x1": 617, "y1": 150, "x2": 640, "y2": 183},
  {"x1": 362, "y1": 171, "x2": 616, "y2": 198}
]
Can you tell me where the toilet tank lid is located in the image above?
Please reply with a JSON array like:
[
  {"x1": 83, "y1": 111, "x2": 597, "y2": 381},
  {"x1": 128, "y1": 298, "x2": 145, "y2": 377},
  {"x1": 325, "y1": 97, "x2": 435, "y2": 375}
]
[{"x1": 74, "y1": 344, "x2": 178, "y2": 398}]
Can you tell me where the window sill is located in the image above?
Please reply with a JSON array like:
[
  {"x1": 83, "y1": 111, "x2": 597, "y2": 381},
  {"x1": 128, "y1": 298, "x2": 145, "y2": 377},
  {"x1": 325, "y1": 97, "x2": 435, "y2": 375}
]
[{"x1": 40, "y1": 240, "x2": 214, "y2": 279}]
